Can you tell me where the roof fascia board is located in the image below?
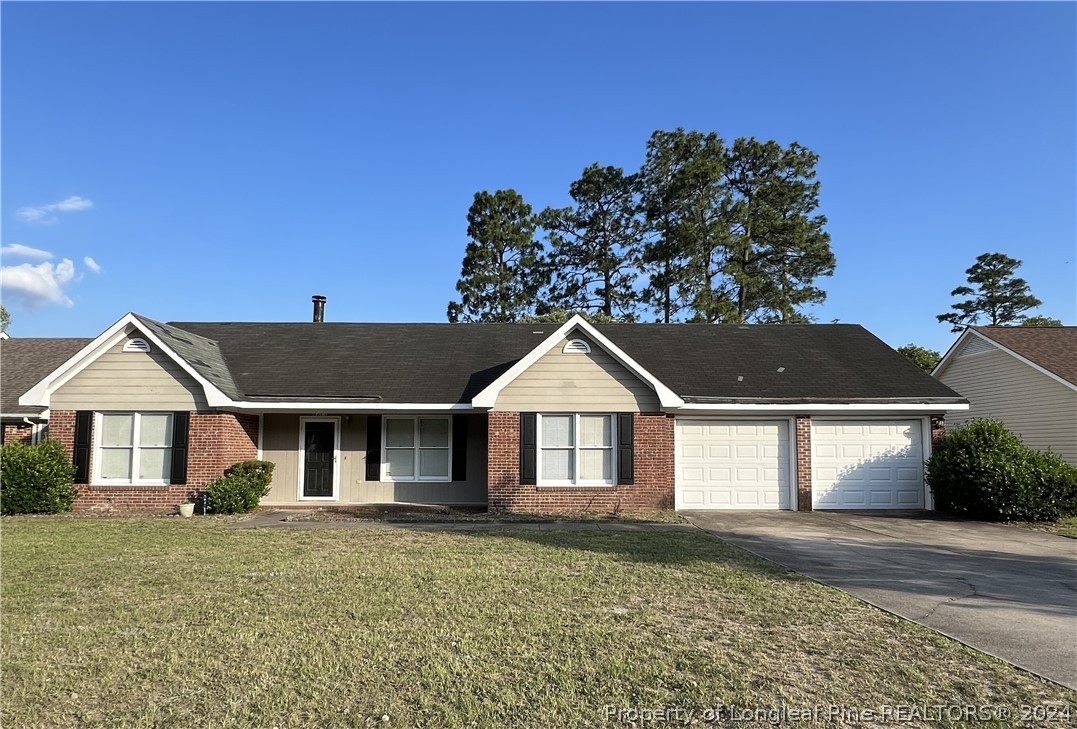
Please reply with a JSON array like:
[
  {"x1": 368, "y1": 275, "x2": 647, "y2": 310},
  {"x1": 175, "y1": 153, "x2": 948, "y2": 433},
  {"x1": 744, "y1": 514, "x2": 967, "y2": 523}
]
[
  {"x1": 471, "y1": 315, "x2": 684, "y2": 408},
  {"x1": 19, "y1": 313, "x2": 235, "y2": 408},
  {"x1": 675, "y1": 402, "x2": 970, "y2": 413},
  {"x1": 225, "y1": 402, "x2": 473, "y2": 411},
  {"x1": 933, "y1": 328, "x2": 1077, "y2": 391}
]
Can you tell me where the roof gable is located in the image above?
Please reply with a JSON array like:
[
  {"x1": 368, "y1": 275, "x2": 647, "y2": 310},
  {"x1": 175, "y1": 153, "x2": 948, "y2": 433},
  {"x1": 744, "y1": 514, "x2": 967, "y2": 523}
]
[{"x1": 934, "y1": 327, "x2": 1077, "y2": 391}]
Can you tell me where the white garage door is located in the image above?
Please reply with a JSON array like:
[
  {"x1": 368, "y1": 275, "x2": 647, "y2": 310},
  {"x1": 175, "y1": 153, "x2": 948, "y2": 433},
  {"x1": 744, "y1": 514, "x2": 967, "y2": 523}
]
[
  {"x1": 676, "y1": 420, "x2": 791, "y2": 510},
  {"x1": 812, "y1": 420, "x2": 925, "y2": 509}
]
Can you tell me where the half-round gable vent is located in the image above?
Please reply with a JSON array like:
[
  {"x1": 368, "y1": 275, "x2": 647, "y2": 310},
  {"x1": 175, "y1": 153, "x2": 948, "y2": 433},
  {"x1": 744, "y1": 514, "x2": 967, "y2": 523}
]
[
  {"x1": 562, "y1": 338, "x2": 591, "y2": 355},
  {"x1": 958, "y1": 337, "x2": 995, "y2": 358},
  {"x1": 122, "y1": 338, "x2": 151, "y2": 353}
]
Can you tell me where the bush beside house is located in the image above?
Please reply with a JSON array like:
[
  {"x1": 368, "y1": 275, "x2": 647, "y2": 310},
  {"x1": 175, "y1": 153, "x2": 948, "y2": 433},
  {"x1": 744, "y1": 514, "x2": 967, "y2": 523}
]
[
  {"x1": 0, "y1": 439, "x2": 78, "y2": 515},
  {"x1": 927, "y1": 419, "x2": 1077, "y2": 521},
  {"x1": 204, "y1": 460, "x2": 275, "y2": 514}
]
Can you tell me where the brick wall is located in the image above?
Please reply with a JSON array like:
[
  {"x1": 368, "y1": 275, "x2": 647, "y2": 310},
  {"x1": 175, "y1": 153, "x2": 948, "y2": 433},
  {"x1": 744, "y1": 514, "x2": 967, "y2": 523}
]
[
  {"x1": 2, "y1": 421, "x2": 35, "y2": 445},
  {"x1": 49, "y1": 410, "x2": 259, "y2": 513},
  {"x1": 930, "y1": 415, "x2": 946, "y2": 451},
  {"x1": 487, "y1": 412, "x2": 674, "y2": 514},
  {"x1": 794, "y1": 415, "x2": 813, "y2": 512}
]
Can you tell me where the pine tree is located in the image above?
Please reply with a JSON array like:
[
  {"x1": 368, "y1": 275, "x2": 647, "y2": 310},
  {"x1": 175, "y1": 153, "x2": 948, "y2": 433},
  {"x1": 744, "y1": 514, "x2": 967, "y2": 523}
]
[
  {"x1": 537, "y1": 164, "x2": 643, "y2": 320},
  {"x1": 447, "y1": 190, "x2": 549, "y2": 323},
  {"x1": 937, "y1": 253, "x2": 1042, "y2": 332}
]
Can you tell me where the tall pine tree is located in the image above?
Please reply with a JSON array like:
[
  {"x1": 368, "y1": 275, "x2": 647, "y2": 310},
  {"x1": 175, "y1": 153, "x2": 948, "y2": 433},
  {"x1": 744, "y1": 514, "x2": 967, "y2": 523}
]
[
  {"x1": 447, "y1": 190, "x2": 548, "y2": 323},
  {"x1": 937, "y1": 252, "x2": 1043, "y2": 331},
  {"x1": 538, "y1": 164, "x2": 643, "y2": 320},
  {"x1": 720, "y1": 138, "x2": 835, "y2": 323}
]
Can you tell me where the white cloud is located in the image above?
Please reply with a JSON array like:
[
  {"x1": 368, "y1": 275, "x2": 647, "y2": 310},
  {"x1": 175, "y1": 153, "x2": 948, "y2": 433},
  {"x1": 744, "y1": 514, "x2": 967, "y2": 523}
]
[
  {"x1": 83, "y1": 256, "x2": 102, "y2": 273},
  {"x1": 1, "y1": 243, "x2": 54, "y2": 261},
  {"x1": 15, "y1": 196, "x2": 94, "y2": 224},
  {"x1": 0, "y1": 259, "x2": 77, "y2": 308}
]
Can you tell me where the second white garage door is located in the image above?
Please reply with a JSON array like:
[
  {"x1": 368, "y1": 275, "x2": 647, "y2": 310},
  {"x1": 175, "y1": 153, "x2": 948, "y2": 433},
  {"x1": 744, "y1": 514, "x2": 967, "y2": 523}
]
[
  {"x1": 812, "y1": 420, "x2": 925, "y2": 509},
  {"x1": 676, "y1": 420, "x2": 791, "y2": 510}
]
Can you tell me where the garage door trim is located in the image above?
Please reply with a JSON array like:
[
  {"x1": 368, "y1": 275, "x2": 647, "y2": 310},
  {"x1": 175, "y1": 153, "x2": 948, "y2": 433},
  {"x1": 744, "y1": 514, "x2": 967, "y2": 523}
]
[
  {"x1": 674, "y1": 417, "x2": 798, "y2": 511},
  {"x1": 810, "y1": 416, "x2": 932, "y2": 510}
]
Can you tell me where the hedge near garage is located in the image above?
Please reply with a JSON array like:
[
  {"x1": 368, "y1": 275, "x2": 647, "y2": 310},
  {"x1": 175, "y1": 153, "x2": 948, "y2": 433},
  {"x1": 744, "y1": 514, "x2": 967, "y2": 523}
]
[{"x1": 927, "y1": 419, "x2": 1077, "y2": 521}]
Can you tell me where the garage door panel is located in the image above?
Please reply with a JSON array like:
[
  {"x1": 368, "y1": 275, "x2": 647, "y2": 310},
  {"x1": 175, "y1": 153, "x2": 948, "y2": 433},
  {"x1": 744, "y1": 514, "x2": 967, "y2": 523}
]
[
  {"x1": 676, "y1": 419, "x2": 791, "y2": 510},
  {"x1": 812, "y1": 420, "x2": 925, "y2": 509}
]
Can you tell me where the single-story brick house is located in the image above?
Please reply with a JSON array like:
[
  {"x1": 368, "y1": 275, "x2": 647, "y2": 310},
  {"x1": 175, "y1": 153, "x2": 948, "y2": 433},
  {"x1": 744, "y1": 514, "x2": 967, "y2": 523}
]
[
  {"x1": 16, "y1": 302, "x2": 968, "y2": 513},
  {"x1": 933, "y1": 326, "x2": 1077, "y2": 466}
]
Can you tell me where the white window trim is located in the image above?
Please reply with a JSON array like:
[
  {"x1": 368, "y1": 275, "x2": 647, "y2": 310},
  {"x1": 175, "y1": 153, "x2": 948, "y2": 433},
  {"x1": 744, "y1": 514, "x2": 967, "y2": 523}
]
[
  {"x1": 92, "y1": 411, "x2": 173, "y2": 486},
  {"x1": 537, "y1": 413, "x2": 616, "y2": 487},
  {"x1": 380, "y1": 416, "x2": 452, "y2": 483},
  {"x1": 297, "y1": 416, "x2": 341, "y2": 501}
]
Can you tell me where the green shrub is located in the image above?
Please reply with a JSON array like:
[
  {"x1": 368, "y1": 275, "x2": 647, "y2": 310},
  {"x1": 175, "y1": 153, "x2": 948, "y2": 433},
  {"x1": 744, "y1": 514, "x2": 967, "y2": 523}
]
[
  {"x1": 926, "y1": 419, "x2": 1077, "y2": 521},
  {"x1": 0, "y1": 439, "x2": 78, "y2": 515},
  {"x1": 204, "y1": 459, "x2": 275, "y2": 514}
]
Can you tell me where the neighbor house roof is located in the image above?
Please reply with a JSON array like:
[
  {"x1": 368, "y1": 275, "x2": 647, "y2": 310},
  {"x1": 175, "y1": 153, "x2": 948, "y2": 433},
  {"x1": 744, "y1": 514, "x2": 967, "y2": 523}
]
[
  {"x1": 162, "y1": 319, "x2": 964, "y2": 405},
  {"x1": 0, "y1": 338, "x2": 93, "y2": 416},
  {"x1": 970, "y1": 326, "x2": 1077, "y2": 386}
]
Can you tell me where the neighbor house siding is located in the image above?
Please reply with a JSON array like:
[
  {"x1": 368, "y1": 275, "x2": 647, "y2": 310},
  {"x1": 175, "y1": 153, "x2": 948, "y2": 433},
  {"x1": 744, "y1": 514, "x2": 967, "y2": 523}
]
[
  {"x1": 937, "y1": 346, "x2": 1077, "y2": 465},
  {"x1": 260, "y1": 413, "x2": 488, "y2": 505},
  {"x1": 494, "y1": 333, "x2": 660, "y2": 412},
  {"x1": 51, "y1": 336, "x2": 208, "y2": 411}
]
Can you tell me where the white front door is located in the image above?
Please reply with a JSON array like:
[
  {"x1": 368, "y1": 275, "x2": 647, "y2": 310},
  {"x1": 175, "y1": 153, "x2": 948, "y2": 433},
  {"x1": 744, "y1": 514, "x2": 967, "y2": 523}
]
[
  {"x1": 675, "y1": 420, "x2": 791, "y2": 510},
  {"x1": 811, "y1": 420, "x2": 925, "y2": 509}
]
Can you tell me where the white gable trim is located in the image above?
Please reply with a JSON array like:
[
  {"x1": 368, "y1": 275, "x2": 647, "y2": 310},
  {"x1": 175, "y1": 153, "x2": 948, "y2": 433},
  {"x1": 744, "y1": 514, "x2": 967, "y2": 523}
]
[
  {"x1": 471, "y1": 315, "x2": 684, "y2": 409},
  {"x1": 933, "y1": 328, "x2": 1077, "y2": 391},
  {"x1": 19, "y1": 313, "x2": 235, "y2": 409}
]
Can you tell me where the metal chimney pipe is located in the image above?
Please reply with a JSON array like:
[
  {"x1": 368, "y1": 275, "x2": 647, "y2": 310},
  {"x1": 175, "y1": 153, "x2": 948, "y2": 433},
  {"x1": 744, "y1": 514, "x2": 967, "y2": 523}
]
[{"x1": 312, "y1": 295, "x2": 326, "y2": 323}]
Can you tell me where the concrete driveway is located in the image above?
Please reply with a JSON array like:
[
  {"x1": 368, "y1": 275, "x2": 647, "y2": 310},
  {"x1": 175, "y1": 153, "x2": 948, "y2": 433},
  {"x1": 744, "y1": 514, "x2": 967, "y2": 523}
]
[{"x1": 684, "y1": 510, "x2": 1077, "y2": 690}]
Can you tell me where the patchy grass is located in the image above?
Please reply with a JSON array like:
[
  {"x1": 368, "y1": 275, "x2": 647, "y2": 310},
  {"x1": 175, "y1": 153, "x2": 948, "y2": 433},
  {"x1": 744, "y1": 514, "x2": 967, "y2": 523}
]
[
  {"x1": 1, "y1": 519, "x2": 1073, "y2": 728},
  {"x1": 283, "y1": 504, "x2": 688, "y2": 524},
  {"x1": 1017, "y1": 516, "x2": 1077, "y2": 539}
]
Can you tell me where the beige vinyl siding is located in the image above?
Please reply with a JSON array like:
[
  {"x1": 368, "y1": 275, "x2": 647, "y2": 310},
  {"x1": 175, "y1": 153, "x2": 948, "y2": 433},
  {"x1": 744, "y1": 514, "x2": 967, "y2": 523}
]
[
  {"x1": 261, "y1": 414, "x2": 487, "y2": 505},
  {"x1": 938, "y1": 347, "x2": 1077, "y2": 465},
  {"x1": 51, "y1": 337, "x2": 207, "y2": 410},
  {"x1": 494, "y1": 334, "x2": 660, "y2": 412}
]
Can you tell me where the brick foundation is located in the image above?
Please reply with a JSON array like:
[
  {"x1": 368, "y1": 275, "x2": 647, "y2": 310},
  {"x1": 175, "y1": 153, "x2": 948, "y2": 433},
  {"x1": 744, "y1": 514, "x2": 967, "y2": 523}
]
[
  {"x1": 930, "y1": 415, "x2": 945, "y2": 451},
  {"x1": 50, "y1": 410, "x2": 259, "y2": 513},
  {"x1": 794, "y1": 415, "x2": 813, "y2": 512},
  {"x1": 487, "y1": 412, "x2": 674, "y2": 514}
]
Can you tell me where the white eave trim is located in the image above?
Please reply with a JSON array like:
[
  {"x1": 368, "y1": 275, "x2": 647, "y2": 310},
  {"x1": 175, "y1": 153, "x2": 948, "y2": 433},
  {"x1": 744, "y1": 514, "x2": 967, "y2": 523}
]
[
  {"x1": 933, "y1": 328, "x2": 1077, "y2": 392},
  {"x1": 675, "y1": 403, "x2": 969, "y2": 413},
  {"x1": 470, "y1": 314, "x2": 684, "y2": 409},
  {"x1": 18, "y1": 313, "x2": 235, "y2": 409}
]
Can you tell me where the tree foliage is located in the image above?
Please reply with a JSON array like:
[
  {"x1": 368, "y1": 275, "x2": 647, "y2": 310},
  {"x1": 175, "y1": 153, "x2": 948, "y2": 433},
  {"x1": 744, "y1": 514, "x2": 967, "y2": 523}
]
[
  {"x1": 937, "y1": 253, "x2": 1042, "y2": 332},
  {"x1": 0, "y1": 304, "x2": 9, "y2": 334},
  {"x1": 897, "y1": 344, "x2": 942, "y2": 372},
  {"x1": 518, "y1": 309, "x2": 621, "y2": 324},
  {"x1": 447, "y1": 190, "x2": 549, "y2": 323},
  {"x1": 538, "y1": 164, "x2": 643, "y2": 320},
  {"x1": 1021, "y1": 315, "x2": 1062, "y2": 327}
]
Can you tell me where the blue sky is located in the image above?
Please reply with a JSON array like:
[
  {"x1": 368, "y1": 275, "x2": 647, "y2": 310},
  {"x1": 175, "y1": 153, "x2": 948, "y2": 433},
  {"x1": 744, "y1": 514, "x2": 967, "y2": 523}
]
[{"x1": 2, "y1": 2, "x2": 1074, "y2": 353}]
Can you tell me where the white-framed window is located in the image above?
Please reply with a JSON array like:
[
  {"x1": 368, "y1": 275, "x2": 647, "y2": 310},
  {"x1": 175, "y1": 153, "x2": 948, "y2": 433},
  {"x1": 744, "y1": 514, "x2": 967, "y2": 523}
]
[
  {"x1": 95, "y1": 412, "x2": 173, "y2": 485},
  {"x1": 382, "y1": 417, "x2": 451, "y2": 482},
  {"x1": 538, "y1": 413, "x2": 615, "y2": 486}
]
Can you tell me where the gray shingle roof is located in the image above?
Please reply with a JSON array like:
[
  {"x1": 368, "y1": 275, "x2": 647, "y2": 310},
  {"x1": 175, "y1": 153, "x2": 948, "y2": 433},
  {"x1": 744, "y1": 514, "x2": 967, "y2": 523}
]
[
  {"x1": 0, "y1": 338, "x2": 93, "y2": 416},
  {"x1": 165, "y1": 320, "x2": 965, "y2": 405}
]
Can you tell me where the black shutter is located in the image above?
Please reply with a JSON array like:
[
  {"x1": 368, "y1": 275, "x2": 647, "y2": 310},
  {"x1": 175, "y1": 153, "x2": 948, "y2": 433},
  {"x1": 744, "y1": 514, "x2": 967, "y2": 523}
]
[
  {"x1": 451, "y1": 415, "x2": 468, "y2": 482},
  {"x1": 170, "y1": 412, "x2": 190, "y2": 485},
  {"x1": 365, "y1": 415, "x2": 382, "y2": 481},
  {"x1": 73, "y1": 411, "x2": 93, "y2": 485},
  {"x1": 520, "y1": 413, "x2": 537, "y2": 485},
  {"x1": 617, "y1": 413, "x2": 634, "y2": 485}
]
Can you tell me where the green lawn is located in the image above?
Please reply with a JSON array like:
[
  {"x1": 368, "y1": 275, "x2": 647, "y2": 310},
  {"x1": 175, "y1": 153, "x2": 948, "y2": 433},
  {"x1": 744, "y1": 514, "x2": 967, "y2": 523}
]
[{"x1": 2, "y1": 519, "x2": 1073, "y2": 728}]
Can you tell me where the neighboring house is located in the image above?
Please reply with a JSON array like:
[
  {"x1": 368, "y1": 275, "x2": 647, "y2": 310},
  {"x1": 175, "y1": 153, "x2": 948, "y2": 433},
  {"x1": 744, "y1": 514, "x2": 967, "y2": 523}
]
[
  {"x1": 0, "y1": 337, "x2": 93, "y2": 444},
  {"x1": 933, "y1": 326, "x2": 1077, "y2": 466},
  {"x1": 17, "y1": 301, "x2": 968, "y2": 513}
]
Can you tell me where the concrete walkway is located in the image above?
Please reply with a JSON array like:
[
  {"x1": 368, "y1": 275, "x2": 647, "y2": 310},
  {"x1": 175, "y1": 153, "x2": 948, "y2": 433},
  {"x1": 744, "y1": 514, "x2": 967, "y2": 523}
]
[
  {"x1": 685, "y1": 510, "x2": 1077, "y2": 690},
  {"x1": 230, "y1": 509, "x2": 701, "y2": 533}
]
